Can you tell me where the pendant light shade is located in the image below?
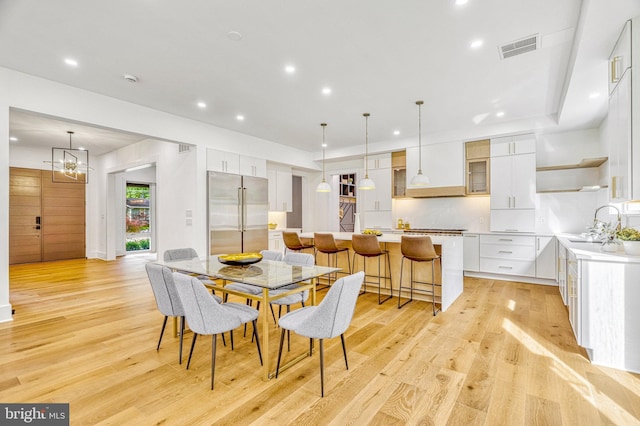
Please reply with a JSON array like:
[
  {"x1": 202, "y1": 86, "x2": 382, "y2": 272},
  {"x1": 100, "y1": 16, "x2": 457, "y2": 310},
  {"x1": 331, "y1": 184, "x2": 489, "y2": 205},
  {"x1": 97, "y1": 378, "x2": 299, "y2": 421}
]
[
  {"x1": 410, "y1": 100, "x2": 430, "y2": 187},
  {"x1": 316, "y1": 123, "x2": 331, "y2": 192},
  {"x1": 358, "y1": 113, "x2": 376, "y2": 190}
]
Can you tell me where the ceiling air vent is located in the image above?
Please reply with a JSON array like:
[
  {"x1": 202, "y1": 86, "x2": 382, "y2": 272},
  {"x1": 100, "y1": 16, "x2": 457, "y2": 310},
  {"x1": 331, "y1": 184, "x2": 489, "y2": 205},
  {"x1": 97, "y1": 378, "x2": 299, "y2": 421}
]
[
  {"x1": 499, "y1": 34, "x2": 539, "y2": 59},
  {"x1": 178, "y1": 143, "x2": 193, "y2": 153}
]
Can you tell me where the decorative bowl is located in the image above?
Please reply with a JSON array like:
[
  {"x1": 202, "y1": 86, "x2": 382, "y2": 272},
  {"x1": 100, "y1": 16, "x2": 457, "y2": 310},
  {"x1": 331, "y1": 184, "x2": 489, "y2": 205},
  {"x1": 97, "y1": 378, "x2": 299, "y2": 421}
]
[
  {"x1": 268, "y1": 223, "x2": 277, "y2": 230},
  {"x1": 362, "y1": 229, "x2": 383, "y2": 236},
  {"x1": 218, "y1": 252, "x2": 263, "y2": 265}
]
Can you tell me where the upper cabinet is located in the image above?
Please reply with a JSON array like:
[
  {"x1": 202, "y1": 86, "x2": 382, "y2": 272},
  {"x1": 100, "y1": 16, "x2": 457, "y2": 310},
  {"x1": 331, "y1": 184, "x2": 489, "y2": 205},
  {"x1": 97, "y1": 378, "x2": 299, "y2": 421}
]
[
  {"x1": 609, "y1": 20, "x2": 631, "y2": 95},
  {"x1": 267, "y1": 167, "x2": 292, "y2": 212},
  {"x1": 490, "y1": 134, "x2": 536, "y2": 157},
  {"x1": 207, "y1": 148, "x2": 240, "y2": 174},
  {"x1": 361, "y1": 153, "x2": 392, "y2": 212},
  {"x1": 465, "y1": 139, "x2": 490, "y2": 195},
  {"x1": 392, "y1": 151, "x2": 406, "y2": 198},
  {"x1": 405, "y1": 141, "x2": 466, "y2": 197},
  {"x1": 606, "y1": 18, "x2": 639, "y2": 202},
  {"x1": 367, "y1": 154, "x2": 392, "y2": 170},
  {"x1": 239, "y1": 155, "x2": 267, "y2": 178}
]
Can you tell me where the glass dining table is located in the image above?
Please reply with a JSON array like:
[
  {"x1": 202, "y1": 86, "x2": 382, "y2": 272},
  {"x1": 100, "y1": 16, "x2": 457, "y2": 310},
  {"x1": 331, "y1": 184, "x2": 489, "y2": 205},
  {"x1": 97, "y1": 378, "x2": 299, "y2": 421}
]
[{"x1": 155, "y1": 255, "x2": 340, "y2": 381}]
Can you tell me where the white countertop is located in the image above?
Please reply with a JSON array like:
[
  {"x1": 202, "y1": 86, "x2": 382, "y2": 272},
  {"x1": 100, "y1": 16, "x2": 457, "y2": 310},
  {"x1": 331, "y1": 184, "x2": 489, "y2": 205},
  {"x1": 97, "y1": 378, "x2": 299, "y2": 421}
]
[{"x1": 557, "y1": 234, "x2": 640, "y2": 263}]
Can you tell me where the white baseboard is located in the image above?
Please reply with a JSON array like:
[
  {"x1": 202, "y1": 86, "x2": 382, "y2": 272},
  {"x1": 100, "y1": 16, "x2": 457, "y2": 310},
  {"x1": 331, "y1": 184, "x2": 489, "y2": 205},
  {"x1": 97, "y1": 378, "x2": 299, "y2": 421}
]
[{"x1": 464, "y1": 271, "x2": 558, "y2": 286}]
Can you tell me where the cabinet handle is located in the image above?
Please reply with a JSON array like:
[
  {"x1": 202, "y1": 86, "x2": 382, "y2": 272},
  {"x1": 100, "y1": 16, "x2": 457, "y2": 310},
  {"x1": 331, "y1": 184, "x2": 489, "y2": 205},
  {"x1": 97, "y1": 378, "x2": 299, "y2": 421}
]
[
  {"x1": 504, "y1": 229, "x2": 518, "y2": 232},
  {"x1": 611, "y1": 56, "x2": 622, "y2": 83},
  {"x1": 536, "y1": 238, "x2": 540, "y2": 251},
  {"x1": 498, "y1": 265, "x2": 513, "y2": 269},
  {"x1": 498, "y1": 238, "x2": 513, "y2": 241},
  {"x1": 498, "y1": 250, "x2": 512, "y2": 254}
]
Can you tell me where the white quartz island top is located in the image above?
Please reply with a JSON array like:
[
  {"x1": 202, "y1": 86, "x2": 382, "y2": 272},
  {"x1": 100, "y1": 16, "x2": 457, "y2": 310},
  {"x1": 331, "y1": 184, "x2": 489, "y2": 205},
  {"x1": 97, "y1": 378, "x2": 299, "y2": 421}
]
[{"x1": 299, "y1": 231, "x2": 464, "y2": 312}]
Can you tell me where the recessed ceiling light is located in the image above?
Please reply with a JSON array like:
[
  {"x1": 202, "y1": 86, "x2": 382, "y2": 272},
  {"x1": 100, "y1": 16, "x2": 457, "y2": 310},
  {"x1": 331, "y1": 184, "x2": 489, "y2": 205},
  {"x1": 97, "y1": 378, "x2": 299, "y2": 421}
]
[
  {"x1": 236, "y1": 115, "x2": 245, "y2": 121},
  {"x1": 496, "y1": 111, "x2": 505, "y2": 117},
  {"x1": 227, "y1": 31, "x2": 243, "y2": 41},
  {"x1": 197, "y1": 101, "x2": 207, "y2": 108},
  {"x1": 64, "y1": 58, "x2": 78, "y2": 67},
  {"x1": 322, "y1": 87, "x2": 332, "y2": 95},
  {"x1": 393, "y1": 130, "x2": 400, "y2": 136},
  {"x1": 78, "y1": 147, "x2": 86, "y2": 151},
  {"x1": 123, "y1": 74, "x2": 138, "y2": 83},
  {"x1": 322, "y1": 143, "x2": 327, "y2": 148},
  {"x1": 285, "y1": 65, "x2": 296, "y2": 74},
  {"x1": 470, "y1": 39, "x2": 483, "y2": 49},
  {"x1": 455, "y1": 0, "x2": 468, "y2": 5},
  {"x1": 589, "y1": 92, "x2": 600, "y2": 99},
  {"x1": 9, "y1": 136, "x2": 18, "y2": 142}
]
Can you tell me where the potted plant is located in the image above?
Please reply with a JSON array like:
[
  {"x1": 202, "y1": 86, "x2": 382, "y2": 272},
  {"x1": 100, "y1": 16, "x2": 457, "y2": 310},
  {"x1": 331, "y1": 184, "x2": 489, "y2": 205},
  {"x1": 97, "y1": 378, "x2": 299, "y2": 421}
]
[{"x1": 616, "y1": 227, "x2": 640, "y2": 255}]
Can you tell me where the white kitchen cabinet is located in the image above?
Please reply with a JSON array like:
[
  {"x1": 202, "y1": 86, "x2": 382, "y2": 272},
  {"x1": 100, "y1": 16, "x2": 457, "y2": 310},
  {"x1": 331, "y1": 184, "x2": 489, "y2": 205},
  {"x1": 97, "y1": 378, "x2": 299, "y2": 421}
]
[
  {"x1": 490, "y1": 136, "x2": 536, "y2": 233},
  {"x1": 567, "y1": 250, "x2": 581, "y2": 344},
  {"x1": 268, "y1": 231, "x2": 284, "y2": 253},
  {"x1": 490, "y1": 134, "x2": 536, "y2": 157},
  {"x1": 463, "y1": 233, "x2": 479, "y2": 272},
  {"x1": 362, "y1": 166, "x2": 392, "y2": 212},
  {"x1": 490, "y1": 153, "x2": 536, "y2": 209},
  {"x1": 240, "y1": 155, "x2": 267, "y2": 178},
  {"x1": 479, "y1": 234, "x2": 536, "y2": 277},
  {"x1": 267, "y1": 168, "x2": 292, "y2": 212},
  {"x1": 608, "y1": 20, "x2": 631, "y2": 95},
  {"x1": 557, "y1": 242, "x2": 567, "y2": 305},
  {"x1": 608, "y1": 69, "x2": 632, "y2": 201},
  {"x1": 367, "y1": 153, "x2": 392, "y2": 170},
  {"x1": 535, "y1": 236, "x2": 556, "y2": 279},
  {"x1": 405, "y1": 142, "x2": 464, "y2": 188},
  {"x1": 206, "y1": 148, "x2": 240, "y2": 174}
]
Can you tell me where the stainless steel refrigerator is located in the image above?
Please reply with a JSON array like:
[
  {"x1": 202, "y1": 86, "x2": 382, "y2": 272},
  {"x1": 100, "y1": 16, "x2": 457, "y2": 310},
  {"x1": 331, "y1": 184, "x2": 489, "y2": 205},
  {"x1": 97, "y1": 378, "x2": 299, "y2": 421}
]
[{"x1": 208, "y1": 171, "x2": 268, "y2": 255}]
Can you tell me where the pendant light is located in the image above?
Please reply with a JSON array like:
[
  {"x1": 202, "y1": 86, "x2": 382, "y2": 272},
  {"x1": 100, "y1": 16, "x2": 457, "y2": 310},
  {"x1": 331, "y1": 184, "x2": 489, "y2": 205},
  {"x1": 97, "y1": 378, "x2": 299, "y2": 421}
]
[
  {"x1": 358, "y1": 112, "x2": 376, "y2": 190},
  {"x1": 410, "y1": 100, "x2": 430, "y2": 186},
  {"x1": 44, "y1": 131, "x2": 92, "y2": 184},
  {"x1": 316, "y1": 123, "x2": 331, "y2": 192}
]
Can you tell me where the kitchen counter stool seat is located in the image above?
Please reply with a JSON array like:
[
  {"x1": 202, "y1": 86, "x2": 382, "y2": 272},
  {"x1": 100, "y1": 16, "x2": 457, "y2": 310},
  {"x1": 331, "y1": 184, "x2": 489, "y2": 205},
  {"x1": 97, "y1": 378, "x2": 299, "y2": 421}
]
[
  {"x1": 351, "y1": 234, "x2": 393, "y2": 304},
  {"x1": 397, "y1": 235, "x2": 441, "y2": 315},
  {"x1": 313, "y1": 232, "x2": 351, "y2": 290},
  {"x1": 282, "y1": 231, "x2": 315, "y2": 254}
]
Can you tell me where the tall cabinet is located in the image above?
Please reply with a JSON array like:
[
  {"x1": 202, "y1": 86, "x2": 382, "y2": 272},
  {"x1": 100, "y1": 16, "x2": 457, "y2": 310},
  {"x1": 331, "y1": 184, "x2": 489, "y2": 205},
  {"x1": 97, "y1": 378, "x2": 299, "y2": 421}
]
[
  {"x1": 489, "y1": 134, "x2": 536, "y2": 232},
  {"x1": 361, "y1": 153, "x2": 392, "y2": 228}
]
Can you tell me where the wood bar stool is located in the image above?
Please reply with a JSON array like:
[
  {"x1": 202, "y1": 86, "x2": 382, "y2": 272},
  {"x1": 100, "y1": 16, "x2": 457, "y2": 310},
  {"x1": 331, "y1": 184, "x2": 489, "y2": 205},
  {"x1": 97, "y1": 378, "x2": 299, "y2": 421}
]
[
  {"x1": 282, "y1": 231, "x2": 315, "y2": 255},
  {"x1": 351, "y1": 234, "x2": 393, "y2": 304},
  {"x1": 397, "y1": 235, "x2": 441, "y2": 315},
  {"x1": 313, "y1": 232, "x2": 352, "y2": 289}
]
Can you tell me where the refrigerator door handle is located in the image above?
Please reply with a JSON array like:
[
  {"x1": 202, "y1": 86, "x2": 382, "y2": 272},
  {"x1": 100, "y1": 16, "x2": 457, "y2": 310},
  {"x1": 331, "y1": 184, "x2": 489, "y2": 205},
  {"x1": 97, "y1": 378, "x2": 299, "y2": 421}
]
[
  {"x1": 237, "y1": 187, "x2": 243, "y2": 231},
  {"x1": 242, "y1": 187, "x2": 248, "y2": 232}
]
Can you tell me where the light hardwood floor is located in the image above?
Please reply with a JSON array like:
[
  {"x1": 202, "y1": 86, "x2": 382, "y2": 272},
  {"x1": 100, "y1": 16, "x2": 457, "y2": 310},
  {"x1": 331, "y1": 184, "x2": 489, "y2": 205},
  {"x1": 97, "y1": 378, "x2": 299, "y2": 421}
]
[{"x1": 2, "y1": 255, "x2": 639, "y2": 425}]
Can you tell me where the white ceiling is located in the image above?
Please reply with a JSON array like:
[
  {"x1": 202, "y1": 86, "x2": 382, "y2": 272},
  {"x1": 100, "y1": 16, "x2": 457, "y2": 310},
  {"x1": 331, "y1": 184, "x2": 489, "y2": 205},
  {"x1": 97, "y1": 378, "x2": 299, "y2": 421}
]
[{"x1": 2, "y1": 0, "x2": 640, "y2": 157}]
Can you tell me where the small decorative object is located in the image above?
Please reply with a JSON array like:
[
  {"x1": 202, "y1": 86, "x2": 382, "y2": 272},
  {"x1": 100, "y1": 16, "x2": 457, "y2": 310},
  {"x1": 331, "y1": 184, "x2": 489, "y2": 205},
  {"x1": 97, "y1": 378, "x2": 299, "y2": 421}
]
[
  {"x1": 362, "y1": 229, "x2": 383, "y2": 236},
  {"x1": 598, "y1": 221, "x2": 618, "y2": 252},
  {"x1": 616, "y1": 227, "x2": 640, "y2": 255},
  {"x1": 268, "y1": 223, "x2": 277, "y2": 230},
  {"x1": 354, "y1": 212, "x2": 361, "y2": 234},
  {"x1": 218, "y1": 252, "x2": 263, "y2": 265}
]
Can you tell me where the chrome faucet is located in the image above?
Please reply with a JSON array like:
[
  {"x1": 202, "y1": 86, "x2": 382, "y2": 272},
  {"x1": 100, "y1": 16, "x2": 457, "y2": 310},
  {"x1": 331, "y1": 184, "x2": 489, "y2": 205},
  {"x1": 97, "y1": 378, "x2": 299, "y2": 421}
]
[{"x1": 586, "y1": 205, "x2": 622, "y2": 241}]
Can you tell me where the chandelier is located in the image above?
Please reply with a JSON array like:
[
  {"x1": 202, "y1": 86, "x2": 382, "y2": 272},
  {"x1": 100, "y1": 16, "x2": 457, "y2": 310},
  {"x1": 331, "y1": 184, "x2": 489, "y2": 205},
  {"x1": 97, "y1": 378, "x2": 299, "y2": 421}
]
[{"x1": 45, "y1": 131, "x2": 91, "y2": 183}]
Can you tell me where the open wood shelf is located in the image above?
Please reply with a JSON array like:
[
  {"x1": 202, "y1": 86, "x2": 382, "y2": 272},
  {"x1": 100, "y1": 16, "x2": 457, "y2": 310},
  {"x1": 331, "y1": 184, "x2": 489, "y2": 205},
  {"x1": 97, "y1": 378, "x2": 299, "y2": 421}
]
[{"x1": 536, "y1": 157, "x2": 608, "y2": 172}]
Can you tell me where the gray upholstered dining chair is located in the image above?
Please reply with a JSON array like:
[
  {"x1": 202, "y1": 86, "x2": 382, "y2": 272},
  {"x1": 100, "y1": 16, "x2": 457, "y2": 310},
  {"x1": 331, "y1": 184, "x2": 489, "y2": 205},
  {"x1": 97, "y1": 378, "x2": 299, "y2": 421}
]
[
  {"x1": 145, "y1": 263, "x2": 222, "y2": 364},
  {"x1": 275, "y1": 271, "x2": 364, "y2": 397},
  {"x1": 163, "y1": 247, "x2": 217, "y2": 288},
  {"x1": 172, "y1": 272, "x2": 263, "y2": 390}
]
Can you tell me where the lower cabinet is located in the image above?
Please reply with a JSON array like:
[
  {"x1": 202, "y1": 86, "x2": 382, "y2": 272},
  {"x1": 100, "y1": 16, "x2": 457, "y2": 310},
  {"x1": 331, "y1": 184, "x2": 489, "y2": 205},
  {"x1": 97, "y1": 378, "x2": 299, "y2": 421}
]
[
  {"x1": 463, "y1": 234, "x2": 480, "y2": 272},
  {"x1": 535, "y1": 236, "x2": 556, "y2": 279},
  {"x1": 479, "y1": 234, "x2": 536, "y2": 277},
  {"x1": 268, "y1": 231, "x2": 284, "y2": 253},
  {"x1": 564, "y1": 248, "x2": 640, "y2": 372}
]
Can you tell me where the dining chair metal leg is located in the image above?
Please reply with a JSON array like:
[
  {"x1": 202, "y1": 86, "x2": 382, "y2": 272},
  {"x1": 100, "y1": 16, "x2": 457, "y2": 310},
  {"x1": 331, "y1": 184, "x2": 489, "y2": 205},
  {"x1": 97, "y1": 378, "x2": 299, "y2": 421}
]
[
  {"x1": 157, "y1": 316, "x2": 168, "y2": 351},
  {"x1": 179, "y1": 316, "x2": 185, "y2": 364},
  {"x1": 252, "y1": 320, "x2": 263, "y2": 365},
  {"x1": 187, "y1": 333, "x2": 198, "y2": 369},
  {"x1": 309, "y1": 338, "x2": 313, "y2": 357},
  {"x1": 319, "y1": 338, "x2": 325, "y2": 397},
  {"x1": 340, "y1": 334, "x2": 348, "y2": 370},
  {"x1": 211, "y1": 334, "x2": 217, "y2": 390},
  {"x1": 275, "y1": 328, "x2": 286, "y2": 378},
  {"x1": 230, "y1": 330, "x2": 234, "y2": 350}
]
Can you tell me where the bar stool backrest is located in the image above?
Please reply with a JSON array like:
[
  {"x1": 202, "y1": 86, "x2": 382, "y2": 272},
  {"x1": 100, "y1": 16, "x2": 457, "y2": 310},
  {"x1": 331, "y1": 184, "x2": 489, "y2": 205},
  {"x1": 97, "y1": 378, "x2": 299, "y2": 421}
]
[
  {"x1": 401, "y1": 235, "x2": 438, "y2": 261},
  {"x1": 314, "y1": 233, "x2": 341, "y2": 253},
  {"x1": 351, "y1": 234, "x2": 383, "y2": 257},
  {"x1": 283, "y1": 231, "x2": 305, "y2": 250}
]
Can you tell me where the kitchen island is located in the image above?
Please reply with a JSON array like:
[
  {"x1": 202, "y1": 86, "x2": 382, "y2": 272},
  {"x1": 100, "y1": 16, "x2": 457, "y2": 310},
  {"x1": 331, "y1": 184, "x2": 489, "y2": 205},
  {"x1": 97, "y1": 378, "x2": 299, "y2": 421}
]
[{"x1": 299, "y1": 232, "x2": 464, "y2": 312}]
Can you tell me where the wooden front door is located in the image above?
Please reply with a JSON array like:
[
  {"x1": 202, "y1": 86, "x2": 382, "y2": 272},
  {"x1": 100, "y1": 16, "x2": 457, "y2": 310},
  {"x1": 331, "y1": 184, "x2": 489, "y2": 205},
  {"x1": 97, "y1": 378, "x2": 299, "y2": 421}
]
[
  {"x1": 9, "y1": 167, "x2": 86, "y2": 264},
  {"x1": 9, "y1": 168, "x2": 42, "y2": 264}
]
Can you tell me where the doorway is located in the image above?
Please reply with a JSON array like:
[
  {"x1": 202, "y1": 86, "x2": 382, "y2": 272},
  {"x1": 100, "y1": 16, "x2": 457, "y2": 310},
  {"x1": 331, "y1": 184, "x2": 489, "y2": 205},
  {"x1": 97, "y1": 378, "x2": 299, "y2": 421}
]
[{"x1": 125, "y1": 182, "x2": 152, "y2": 252}]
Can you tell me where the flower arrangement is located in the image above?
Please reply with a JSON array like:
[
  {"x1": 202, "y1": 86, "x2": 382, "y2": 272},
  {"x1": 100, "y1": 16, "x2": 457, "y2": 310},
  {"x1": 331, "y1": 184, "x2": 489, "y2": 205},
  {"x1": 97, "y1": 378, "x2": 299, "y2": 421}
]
[{"x1": 616, "y1": 227, "x2": 640, "y2": 241}]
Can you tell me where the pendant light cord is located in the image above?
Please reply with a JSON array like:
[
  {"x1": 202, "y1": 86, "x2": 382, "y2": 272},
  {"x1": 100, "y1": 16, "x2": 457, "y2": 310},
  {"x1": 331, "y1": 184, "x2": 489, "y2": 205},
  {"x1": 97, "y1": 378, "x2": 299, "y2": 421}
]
[
  {"x1": 416, "y1": 101, "x2": 423, "y2": 174},
  {"x1": 321, "y1": 123, "x2": 327, "y2": 181},
  {"x1": 363, "y1": 113, "x2": 370, "y2": 178}
]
